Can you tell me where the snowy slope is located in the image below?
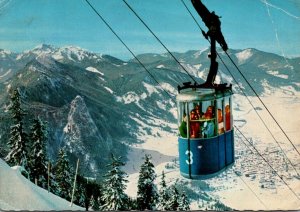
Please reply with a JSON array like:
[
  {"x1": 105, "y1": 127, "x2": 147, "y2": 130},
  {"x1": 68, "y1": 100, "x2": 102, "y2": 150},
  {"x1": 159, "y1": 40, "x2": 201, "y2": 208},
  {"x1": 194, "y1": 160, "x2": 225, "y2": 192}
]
[{"x1": 0, "y1": 159, "x2": 84, "y2": 210}]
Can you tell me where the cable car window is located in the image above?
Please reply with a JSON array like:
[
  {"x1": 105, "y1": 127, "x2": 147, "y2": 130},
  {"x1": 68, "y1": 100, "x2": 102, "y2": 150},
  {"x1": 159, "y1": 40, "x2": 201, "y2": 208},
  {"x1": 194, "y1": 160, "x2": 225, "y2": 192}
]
[
  {"x1": 201, "y1": 100, "x2": 216, "y2": 138},
  {"x1": 188, "y1": 102, "x2": 200, "y2": 138},
  {"x1": 177, "y1": 102, "x2": 187, "y2": 138},
  {"x1": 217, "y1": 99, "x2": 225, "y2": 135},
  {"x1": 224, "y1": 96, "x2": 232, "y2": 131}
]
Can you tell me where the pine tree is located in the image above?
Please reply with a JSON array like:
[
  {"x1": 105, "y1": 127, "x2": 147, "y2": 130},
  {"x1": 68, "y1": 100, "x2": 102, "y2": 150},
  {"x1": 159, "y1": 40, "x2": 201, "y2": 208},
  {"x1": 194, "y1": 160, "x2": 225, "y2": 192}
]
[
  {"x1": 48, "y1": 163, "x2": 59, "y2": 194},
  {"x1": 90, "y1": 195, "x2": 100, "y2": 211},
  {"x1": 157, "y1": 171, "x2": 171, "y2": 210},
  {"x1": 55, "y1": 149, "x2": 73, "y2": 201},
  {"x1": 101, "y1": 154, "x2": 129, "y2": 210},
  {"x1": 179, "y1": 192, "x2": 190, "y2": 210},
  {"x1": 85, "y1": 179, "x2": 102, "y2": 210},
  {"x1": 165, "y1": 184, "x2": 180, "y2": 211},
  {"x1": 136, "y1": 154, "x2": 158, "y2": 210},
  {"x1": 5, "y1": 89, "x2": 28, "y2": 167},
  {"x1": 28, "y1": 117, "x2": 48, "y2": 187}
]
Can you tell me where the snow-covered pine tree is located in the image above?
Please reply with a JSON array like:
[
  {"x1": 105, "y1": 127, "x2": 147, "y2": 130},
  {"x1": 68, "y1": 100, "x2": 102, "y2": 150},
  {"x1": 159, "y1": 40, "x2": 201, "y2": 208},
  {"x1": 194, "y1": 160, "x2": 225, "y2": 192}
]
[
  {"x1": 28, "y1": 117, "x2": 48, "y2": 188},
  {"x1": 101, "y1": 154, "x2": 129, "y2": 210},
  {"x1": 136, "y1": 154, "x2": 158, "y2": 210},
  {"x1": 178, "y1": 192, "x2": 190, "y2": 210},
  {"x1": 54, "y1": 149, "x2": 73, "y2": 201},
  {"x1": 5, "y1": 89, "x2": 28, "y2": 167},
  {"x1": 157, "y1": 171, "x2": 171, "y2": 210},
  {"x1": 165, "y1": 184, "x2": 180, "y2": 211}
]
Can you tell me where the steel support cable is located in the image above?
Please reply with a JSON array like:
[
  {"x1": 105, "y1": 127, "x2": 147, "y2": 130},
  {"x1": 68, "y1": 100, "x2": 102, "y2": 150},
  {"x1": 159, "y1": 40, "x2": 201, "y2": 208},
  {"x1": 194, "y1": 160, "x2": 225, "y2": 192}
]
[
  {"x1": 234, "y1": 126, "x2": 300, "y2": 201},
  {"x1": 222, "y1": 153, "x2": 268, "y2": 209},
  {"x1": 184, "y1": 0, "x2": 300, "y2": 158},
  {"x1": 233, "y1": 133, "x2": 269, "y2": 210},
  {"x1": 234, "y1": 171, "x2": 269, "y2": 209},
  {"x1": 226, "y1": 52, "x2": 300, "y2": 158},
  {"x1": 181, "y1": 0, "x2": 205, "y2": 32},
  {"x1": 181, "y1": 0, "x2": 299, "y2": 176},
  {"x1": 222, "y1": 60, "x2": 299, "y2": 176},
  {"x1": 222, "y1": 147, "x2": 268, "y2": 211},
  {"x1": 122, "y1": 0, "x2": 198, "y2": 84},
  {"x1": 84, "y1": 0, "x2": 176, "y2": 103},
  {"x1": 218, "y1": 52, "x2": 299, "y2": 176},
  {"x1": 181, "y1": 0, "x2": 230, "y2": 84}
]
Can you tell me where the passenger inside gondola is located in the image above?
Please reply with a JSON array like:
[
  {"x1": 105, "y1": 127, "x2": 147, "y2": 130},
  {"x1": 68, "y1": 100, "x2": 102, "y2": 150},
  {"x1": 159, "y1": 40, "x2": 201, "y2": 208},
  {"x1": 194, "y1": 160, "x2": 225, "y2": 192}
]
[
  {"x1": 179, "y1": 113, "x2": 187, "y2": 138},
  {"x1": 203, "y1": 105, "x2": 214, "y2": 119},
  {"x1": 225, "y1": 105, "x2": 231, "y2": 131},
  {"x1": 195, "y1": 105, "x2": 202, "y2": 119},
  {"x1": 202, "y1": 106, "x2": 215, "y2": 138},
  {"x1": 218, "y1": 108, "x2": 224, "y2": 134},
  {"x1": 190, "y1": 109, "x2": 200, "y2": 138}
]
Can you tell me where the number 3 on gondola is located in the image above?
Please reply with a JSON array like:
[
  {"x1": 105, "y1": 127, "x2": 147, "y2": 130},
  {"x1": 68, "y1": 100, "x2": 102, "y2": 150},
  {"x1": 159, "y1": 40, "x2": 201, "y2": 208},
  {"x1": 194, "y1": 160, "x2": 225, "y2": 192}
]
[{"x1": 185, "y1": 150, "x2": 193, "y2": 165}]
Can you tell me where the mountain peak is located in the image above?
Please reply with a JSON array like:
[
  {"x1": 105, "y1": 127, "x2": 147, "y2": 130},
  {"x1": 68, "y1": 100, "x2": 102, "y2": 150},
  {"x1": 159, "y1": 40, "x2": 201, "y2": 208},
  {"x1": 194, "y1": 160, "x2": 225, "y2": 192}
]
[
  {"x1": 32, "y1": 44, "x2": 56, "y2": 52},
  {"x1": 235, "y1": 48, "x2": 254, "y2": 64},
  {"x1": 0, "y1": 49, "x2": 12, "y2": 55}
]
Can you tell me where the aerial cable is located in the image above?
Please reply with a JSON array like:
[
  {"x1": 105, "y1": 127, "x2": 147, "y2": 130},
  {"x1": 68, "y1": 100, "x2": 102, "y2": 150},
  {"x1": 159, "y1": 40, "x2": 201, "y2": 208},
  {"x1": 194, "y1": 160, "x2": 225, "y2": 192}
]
[
  {"x1": 180, "y1": 0, "x2": 206, "y2": 35},
  {"x1": 234, "y1": 125, "x2": 300, "y2": 201},
  {"x1": 213, "y1": 44, "x2": 299, "y2": 176},
  {"x1": 122, "y1": 0, "x2": 198, "y2": 84},
  {"x1": 181, "y1": 0, "x2": 228, "y2": 84},
  {"x1": 254, "y1": 0, "x2": 300, "y2": 156},
  {"x1": 84, "y1": 0, "x2": 176, "y2": 103},
  {"x1": 222, "y1": 58, "x2": 299, "y2": 176},
  {"x1": 219, "y1": 51, "x2": 299, "y2": 176},
  {"x1": 226, "y1": 51, "x2": 300, "y2": 158},
  {"x1": 181, "y1": 0, "x2": 299, "y2": 175},
  {"x1": 222, "y1": 155, "x2": 268, "y2": 209},
  {"x1": 222, "y1": 142, "x2": 268, "y2": 210},
  {"x1": 181, "y1": 0, "x2": 300, "y2": 159},
  {"x1": 233, "y1": 170, "x2": 269, "y2": 209}
]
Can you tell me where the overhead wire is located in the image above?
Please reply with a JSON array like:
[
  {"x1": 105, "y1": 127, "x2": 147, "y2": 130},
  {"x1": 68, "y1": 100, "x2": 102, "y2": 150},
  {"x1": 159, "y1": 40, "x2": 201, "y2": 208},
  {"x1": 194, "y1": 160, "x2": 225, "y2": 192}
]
[
  {"x1": 180, "y1": 0, "x2": 299, "y2": 175},
  {"x1": 119, "y1": 0, "x2": 299, "y2": 176},
  {"x1": 181, "y1": 0, "x2": 300, "y2": 158},
  {"x1": 122, "y1": 0, "x2": 198, "y2": 85},
  {"x1": 234, "y1": 125, "x2": 300, "y2": 201},
  {"x1": 226, "y1": 1, "x2": 300, "y2": 157},
  {"x1": 84, "y1": 0, "x2": 176, "y2": 104},
  {"x1": 219, "y1": 55, "x2": 299, "y2": 176},
  {"x1": 224, "y1": 0, "x2": 297, "y2": 154},
  {"x1": 233, "y1": 171, "x2": 269, "y2": 209},
  {"x1": 222, "y1": 146, "x2": 268, "y2": 209},
  {"x1": 225, "y1": 51, "x2": 300, "y2": 158},
  {"x1": 82, "y1": 0, "x2": 300, "y2": 205}
]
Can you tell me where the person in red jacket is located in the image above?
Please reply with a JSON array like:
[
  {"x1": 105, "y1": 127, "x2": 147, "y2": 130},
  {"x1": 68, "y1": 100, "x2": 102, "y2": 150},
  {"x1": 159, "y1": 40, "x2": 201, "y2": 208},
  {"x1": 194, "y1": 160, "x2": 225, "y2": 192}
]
[
  {"x1": 225, "y1": 105, "x2": 231, "y2": 131},
  {"x1": 190, "y1": 109, "x2": 200, "y2": 138},
  {"x1": 218, "y1": 109, "x2": 224, "y2": 134}
]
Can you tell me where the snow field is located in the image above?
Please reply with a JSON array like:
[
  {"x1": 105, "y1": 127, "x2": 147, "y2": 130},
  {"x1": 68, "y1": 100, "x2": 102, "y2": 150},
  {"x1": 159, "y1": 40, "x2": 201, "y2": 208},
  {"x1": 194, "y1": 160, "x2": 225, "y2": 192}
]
[{"x1": 0, "y1": 159, "x2": 84, "y2": 210}]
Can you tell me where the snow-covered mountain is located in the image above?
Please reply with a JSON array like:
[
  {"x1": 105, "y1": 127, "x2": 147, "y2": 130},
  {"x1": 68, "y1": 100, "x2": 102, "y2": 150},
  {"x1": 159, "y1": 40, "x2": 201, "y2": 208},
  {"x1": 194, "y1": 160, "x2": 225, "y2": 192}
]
[{"x1": 0, "y1": 45, "x2": 299, "y2": 210}]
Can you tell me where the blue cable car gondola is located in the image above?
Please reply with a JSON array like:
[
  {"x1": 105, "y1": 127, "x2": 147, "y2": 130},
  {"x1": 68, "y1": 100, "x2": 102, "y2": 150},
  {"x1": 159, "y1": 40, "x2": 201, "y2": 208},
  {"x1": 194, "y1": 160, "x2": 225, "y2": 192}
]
[
  {"x1": 176, "y1": 0, "x2": 234, "y2": 179},
  {"x1": 176, "y1": 86, "x2": 234, "y2": 179}
]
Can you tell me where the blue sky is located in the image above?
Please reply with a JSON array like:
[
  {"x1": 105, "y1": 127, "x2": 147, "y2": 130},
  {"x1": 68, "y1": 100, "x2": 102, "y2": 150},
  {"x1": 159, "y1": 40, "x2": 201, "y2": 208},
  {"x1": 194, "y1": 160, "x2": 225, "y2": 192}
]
[{"x1": 0, "y1": 0, "x2": 299, "y2": 60}]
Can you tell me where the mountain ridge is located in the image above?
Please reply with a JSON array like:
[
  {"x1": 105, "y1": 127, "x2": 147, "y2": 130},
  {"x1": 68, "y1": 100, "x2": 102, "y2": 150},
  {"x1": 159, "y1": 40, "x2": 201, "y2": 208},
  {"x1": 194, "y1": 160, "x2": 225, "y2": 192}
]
[{"x1": 0, "y1": 45, "x2": 299, "y2": 177}]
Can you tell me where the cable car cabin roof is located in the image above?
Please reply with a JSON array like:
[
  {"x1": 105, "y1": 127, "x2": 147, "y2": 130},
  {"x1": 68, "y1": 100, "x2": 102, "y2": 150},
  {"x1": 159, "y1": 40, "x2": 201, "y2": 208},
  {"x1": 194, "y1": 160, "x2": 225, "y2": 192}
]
[{"x1": 176, "y1": 87, "x2": 232, "y2": 102}]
